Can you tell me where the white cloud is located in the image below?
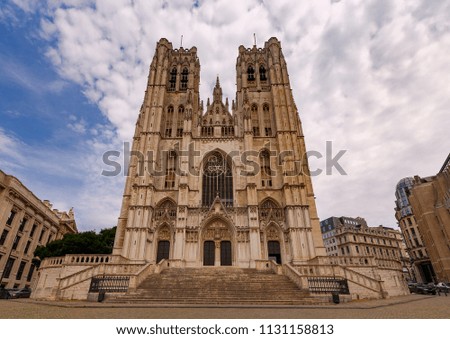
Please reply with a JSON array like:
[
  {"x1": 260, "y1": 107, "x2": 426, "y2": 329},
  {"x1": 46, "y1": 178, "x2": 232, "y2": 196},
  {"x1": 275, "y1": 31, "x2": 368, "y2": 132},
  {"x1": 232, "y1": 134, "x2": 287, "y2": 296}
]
[{"x1": 4, "y1": 0, "x2": 450, "y2": 229}]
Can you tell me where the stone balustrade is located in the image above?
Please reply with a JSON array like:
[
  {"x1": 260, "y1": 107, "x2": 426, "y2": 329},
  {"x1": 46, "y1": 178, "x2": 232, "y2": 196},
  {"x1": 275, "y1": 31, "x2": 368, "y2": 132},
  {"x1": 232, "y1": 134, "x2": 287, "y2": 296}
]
[{"x1": 40, "y1": 254, "x2": 116, "y2": 268}]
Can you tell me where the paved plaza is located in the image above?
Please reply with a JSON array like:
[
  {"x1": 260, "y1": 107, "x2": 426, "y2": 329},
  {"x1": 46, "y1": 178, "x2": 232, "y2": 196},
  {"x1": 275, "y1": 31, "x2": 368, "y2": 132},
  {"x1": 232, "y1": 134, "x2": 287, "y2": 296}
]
[{"x1": 0, "y1": 294, "x2": 449, "y2": 319}]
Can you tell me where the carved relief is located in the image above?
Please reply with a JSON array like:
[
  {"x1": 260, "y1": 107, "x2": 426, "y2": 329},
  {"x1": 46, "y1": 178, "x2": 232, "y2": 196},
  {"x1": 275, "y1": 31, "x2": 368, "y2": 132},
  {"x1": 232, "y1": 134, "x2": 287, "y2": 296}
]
[
  {"x1": 158, "y1": 227, "x2": 171, "y2": 241},
  {"x1": 237, "y1": 231, "x2": 249, "y2": 243},
  {"x1": 203, "y1": 219, "x2": 231, "y2": 241},
  {"x1": 154, "y1": 199, "x2": 177, "y2": 221},
  {"x1": 186, "y1": 230, "x2": 198, "y2": 242},
  {"x1": 259, "y1": 199, "x2": 284, "y2": 222},
  {"x1": 266, "y1": 227, "x2": 279, "y2": 240}
]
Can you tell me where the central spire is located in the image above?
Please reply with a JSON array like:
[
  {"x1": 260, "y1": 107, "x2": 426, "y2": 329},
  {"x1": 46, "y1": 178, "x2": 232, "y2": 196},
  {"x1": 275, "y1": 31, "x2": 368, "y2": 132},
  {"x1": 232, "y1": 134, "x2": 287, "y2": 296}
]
[{"x1": 213, "y1": 75, "x2": 223, "y2": 103}]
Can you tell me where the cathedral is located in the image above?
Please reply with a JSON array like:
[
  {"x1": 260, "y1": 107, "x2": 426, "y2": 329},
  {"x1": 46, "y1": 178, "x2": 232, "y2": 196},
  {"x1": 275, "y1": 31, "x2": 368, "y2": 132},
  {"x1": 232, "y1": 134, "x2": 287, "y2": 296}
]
[
  {"x1": 32, "y1": 38, "x2": 408, "y2": 302},
  {"x1": 112, "y1": 37, "x2": 326, "y2": 267}
]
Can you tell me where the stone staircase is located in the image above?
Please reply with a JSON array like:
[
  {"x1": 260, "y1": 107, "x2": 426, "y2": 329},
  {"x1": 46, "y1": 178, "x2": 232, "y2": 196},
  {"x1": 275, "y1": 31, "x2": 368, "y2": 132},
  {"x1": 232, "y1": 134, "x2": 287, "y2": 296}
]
[{"x1": 106, "y1": 267, "x2": 323, "y2": 305}]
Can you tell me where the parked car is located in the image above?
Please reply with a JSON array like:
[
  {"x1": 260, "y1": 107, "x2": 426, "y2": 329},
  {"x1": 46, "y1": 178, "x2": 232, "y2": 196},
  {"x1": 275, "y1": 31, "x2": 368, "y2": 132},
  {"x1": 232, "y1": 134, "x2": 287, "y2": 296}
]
[
  {"x1": 415, "y1": 283, "x2": 436, "y2": 295},
  {"x1": 407, "y1": 282, "x2": 418, "y2": 293},
  {"x1": 8, "y1": 287, "x2": 31, "y2": 298},
  {"x1": 436, "y1": 282, "x2": 449, "y2": 294}
]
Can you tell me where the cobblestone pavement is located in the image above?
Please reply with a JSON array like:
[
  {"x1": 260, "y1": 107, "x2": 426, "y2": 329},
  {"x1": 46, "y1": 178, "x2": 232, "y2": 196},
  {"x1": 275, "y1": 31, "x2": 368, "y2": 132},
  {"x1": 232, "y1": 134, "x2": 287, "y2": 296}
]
[{"x1": 0, "y1": 294, "x2": 449, "y2": 319}]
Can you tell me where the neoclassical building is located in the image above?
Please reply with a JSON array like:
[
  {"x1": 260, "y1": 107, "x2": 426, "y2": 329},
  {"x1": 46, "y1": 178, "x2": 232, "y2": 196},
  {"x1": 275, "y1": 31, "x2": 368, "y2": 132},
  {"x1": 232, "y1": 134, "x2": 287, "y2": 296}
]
[
  {"x1": 33, "y1": 38, "x2": 408, "y2": 302},
  {"x1": 0, "y1": 169, "x2": 77, "y2": 290},
  {"x1": 112, "y1": 37, "x2": 326, "y2": 267}
]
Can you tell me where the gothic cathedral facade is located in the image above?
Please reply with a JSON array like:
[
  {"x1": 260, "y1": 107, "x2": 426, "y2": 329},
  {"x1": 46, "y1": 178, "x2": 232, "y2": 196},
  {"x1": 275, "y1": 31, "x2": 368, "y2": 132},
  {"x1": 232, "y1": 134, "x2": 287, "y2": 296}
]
[{"x1": 112, "y1": 37, "x2": 326, "y2": 268}]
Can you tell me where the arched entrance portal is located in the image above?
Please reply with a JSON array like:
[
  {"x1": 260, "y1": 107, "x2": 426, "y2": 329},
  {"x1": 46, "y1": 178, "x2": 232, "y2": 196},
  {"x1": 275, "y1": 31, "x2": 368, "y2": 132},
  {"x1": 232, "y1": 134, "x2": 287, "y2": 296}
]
[
  {"x1": 202, "y1": 219, "x2": 233, "y2": 266},
  {"x1": 268, "y1": 240, "x2": 281, "y2": 264},
  {"x1": 220, "y1": 241, "x2": 232, "y2": 266},
  {"x1": 203, "y1": 241, "x2": 215, "y2": 266},
  {"x1": 156, "y1": 240, "x2": 170, "y2": 263}
]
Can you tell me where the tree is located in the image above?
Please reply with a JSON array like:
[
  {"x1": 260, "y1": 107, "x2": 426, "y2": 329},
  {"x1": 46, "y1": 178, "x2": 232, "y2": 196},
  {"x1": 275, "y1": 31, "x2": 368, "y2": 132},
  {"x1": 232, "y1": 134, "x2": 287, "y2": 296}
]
[{"x1": 34, "y1": 227, "x2": 116, "y2": 262}]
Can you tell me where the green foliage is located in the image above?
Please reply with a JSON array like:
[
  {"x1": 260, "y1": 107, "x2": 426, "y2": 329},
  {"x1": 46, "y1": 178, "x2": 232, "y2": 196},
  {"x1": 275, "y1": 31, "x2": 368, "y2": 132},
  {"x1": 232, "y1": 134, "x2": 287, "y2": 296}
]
[{"x1": 34, "y1": 227, "x2": 116, "y2": 261}]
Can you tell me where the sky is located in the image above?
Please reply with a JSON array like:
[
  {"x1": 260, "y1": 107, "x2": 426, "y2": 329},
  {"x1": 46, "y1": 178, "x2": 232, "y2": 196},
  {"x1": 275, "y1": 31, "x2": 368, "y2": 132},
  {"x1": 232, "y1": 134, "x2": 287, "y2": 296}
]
[{"x1": 0, "y1": 0, "x2": 449, "y2": 231}]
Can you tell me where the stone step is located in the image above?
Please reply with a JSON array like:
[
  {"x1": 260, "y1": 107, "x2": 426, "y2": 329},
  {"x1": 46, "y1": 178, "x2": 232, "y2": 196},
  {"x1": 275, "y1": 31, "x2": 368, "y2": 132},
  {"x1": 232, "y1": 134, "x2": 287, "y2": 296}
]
[{"x1": 105, "y1": 267, "x2": 324, "y2": 305}]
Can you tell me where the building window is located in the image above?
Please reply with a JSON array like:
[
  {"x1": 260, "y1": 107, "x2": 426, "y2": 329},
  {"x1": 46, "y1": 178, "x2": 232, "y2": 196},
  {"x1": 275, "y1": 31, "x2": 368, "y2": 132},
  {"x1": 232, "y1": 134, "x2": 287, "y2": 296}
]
[
  {"x1": 6, "y1": 210, "x2": 16, "y2": 226},
  {"x1": 18, "y1": 218, "x2": 28, "y2": 232},
  {"x1": 4, "y1": 258, "x2": 15, "y2": 279},
  {"x1": 259, "y1": 65, "x2": 267, "y2": 81},
  {"x1": 16, "y1": 261, "x2": 27, "y2": 281},
  {"x1": 260, "y1": 149, "x2": 272, "y2": 187},
  {"x1": 263, "y1": 104, "x2": 272, "y2": 136},
  {"x1": 202, "y1": 151, "x2": 233, "y2": 207},
  {"x1": 0, "y1": 229, "x2": 9, "y2": 246},
  {"x1": 26, "y1": 264, "x2": 35, "y2": 282},
  {"x1": 201, "y1": 126, "x2": 214, "y2": 137},
  {"x1": 12, "y1": 235, "x2": 21, "y2": 250},
  {"x1": 163, "y1": 106, "x2": 174, "y2": 137},
  {"x1": 38, "y1": 229, "x2": 46, "y2": 243},
  {"x1": 221, "y1": 126, "x2": 234, "y2": 136},
  {"x1": 24, "y1": 240, "x2": 31, "y2": 255},
  {"x1": 164, "y1": 151, "x2": 177, "y2": 189},
  {"x1": 355, "y1": 245, "x2": 359, "y2": 254},
  {"x1": 30, "y1": 224, "x2": 37, "y2": 238},
  {"x1": 176, "y1": 106, "x2": 184, "y2": 137},
  {"x1": 247, "y1": 65, "x2": 255, "y2": 81},
  {"x1": 251, "y1": 104, "x2": 259, "y2": 136},
  {"x1": 168, "y1": 67, "x2": 177, "y2": 91},
  {"x1": 180, "y1": 67, "x2": 188, "y2": 90}
]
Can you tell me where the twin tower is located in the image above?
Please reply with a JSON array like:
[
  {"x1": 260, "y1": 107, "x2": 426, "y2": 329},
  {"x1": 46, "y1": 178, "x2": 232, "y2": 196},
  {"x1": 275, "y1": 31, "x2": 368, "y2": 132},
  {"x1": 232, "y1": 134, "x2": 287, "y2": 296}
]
[{"x1": 112, "y1": 37, "x2": 326, "y2": 267}]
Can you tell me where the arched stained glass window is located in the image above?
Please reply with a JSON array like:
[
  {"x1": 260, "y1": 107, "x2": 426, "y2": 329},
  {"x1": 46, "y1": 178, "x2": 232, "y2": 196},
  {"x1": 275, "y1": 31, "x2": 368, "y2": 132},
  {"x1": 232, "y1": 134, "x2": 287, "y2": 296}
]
[{"x1": 202, "y1": 152, "x2": 233, "y2": 207}]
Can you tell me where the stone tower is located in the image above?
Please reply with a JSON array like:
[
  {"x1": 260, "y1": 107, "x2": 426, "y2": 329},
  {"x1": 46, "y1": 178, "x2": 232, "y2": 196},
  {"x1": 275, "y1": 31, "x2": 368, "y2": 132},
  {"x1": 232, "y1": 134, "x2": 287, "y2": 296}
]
[{"x1": 113, "y1": 37, "x2": 326, "y2": 267}]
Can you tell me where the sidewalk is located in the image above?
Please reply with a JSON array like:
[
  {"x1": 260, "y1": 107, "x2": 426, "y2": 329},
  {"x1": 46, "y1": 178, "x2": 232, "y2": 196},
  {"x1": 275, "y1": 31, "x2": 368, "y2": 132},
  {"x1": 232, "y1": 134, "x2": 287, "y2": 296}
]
[{"x1": 1, "y1": 294, "x2": 449, "y2": 319}]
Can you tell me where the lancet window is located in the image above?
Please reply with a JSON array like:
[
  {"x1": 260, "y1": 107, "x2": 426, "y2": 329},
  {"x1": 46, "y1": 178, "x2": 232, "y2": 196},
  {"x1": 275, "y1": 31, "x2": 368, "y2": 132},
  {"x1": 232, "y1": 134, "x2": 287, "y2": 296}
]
[
  {"x1": 202, "y1": 152, "x2": 233, "y2": 207},
  {"x1": 251, "y1": 104, "x2": 259, "y2": 136},
  {"x1": 259, "y1": 65, "x2": 267, "y2": 81},
  {"x1": 180, "y1": 67, "x2": 188, "y2": 90},
  {"x1": 168, "y1": 67, "x2": 177, "y2": 91},
  {"x1": 260, "y1": 149, "x2": 272, "y2": 187},
  {"x1": 247, "y1": 65, "x2": 255, "y2": 81},
  {"x1": 176, "y1": 106, "x2": 184, "y2": 137},
  {"x1": 164, "y1": 150, "x2": 177, "y2": 189},
  {"x1": 163, "y1": 105, "x2": 174, "y2": 137},
  {"x1": 263, "y1": 104, "x2": 272, "y2": 136}
]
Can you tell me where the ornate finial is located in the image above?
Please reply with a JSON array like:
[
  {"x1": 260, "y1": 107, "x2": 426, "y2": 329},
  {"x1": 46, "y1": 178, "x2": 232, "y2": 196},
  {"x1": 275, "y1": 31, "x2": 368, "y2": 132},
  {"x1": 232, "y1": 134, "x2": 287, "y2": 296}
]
[
  {"x1": 180, "y1": 35, "x2": 183, "y2": 48},
  {"x1": 216, "y1": 75, "x2": 220, "y2": 87},
  {"x1": 253, "y1": 33, "x2": 256, "y2": 47}
]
